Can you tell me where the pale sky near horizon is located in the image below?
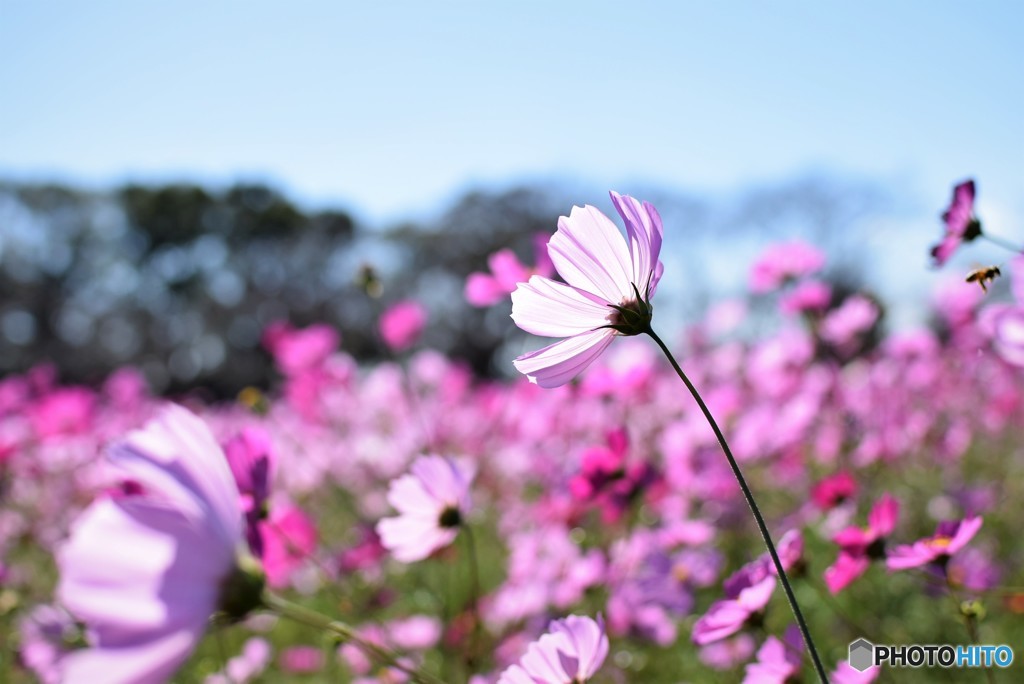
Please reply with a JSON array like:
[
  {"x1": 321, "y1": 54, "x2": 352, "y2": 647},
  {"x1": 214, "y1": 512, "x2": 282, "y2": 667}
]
[{"x1": 1, "y1": 1, "x2": 1021, "y2": 229}]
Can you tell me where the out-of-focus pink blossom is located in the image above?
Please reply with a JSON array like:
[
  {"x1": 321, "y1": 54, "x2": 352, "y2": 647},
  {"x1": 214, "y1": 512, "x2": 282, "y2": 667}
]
[
  {"x1": 743, "y1": 625, "x2": 802, "y2": 684},
  {"x1": 832, "y1": 659, "x2": 880, "y2": 683},
  {"x1": 29, "y1": 387, "x2": 96, "y2": 440},
  {"x1": 825, "y1": 494, "x2": 899, "y2": 594},
  {"x1": 497, "y1": 614, "x2": 608, "y2": 684},
  {"x1": 811, "y1": 471, "x2": 857, "y2": 510},
  {"x1": 466, "y1": 234, "x2": 555, "y2": 306},
  {"x1": 379, "y1": 299, "x2": 427, "y2": 352},
  {"x1": 279, "y1": 645, "x2": 324, "y2": 674},
  {"x1": 377, "y1": 455, "x2": 474, "y2": 562},
  {"x1": 205, "y1": 638, "x2": 272, "y2": 684},
  {"x1": 990, "y1": 305, "x2": 1024, "y2": 367},
  {"x1": 55, "y1": 405, "x2": 252, "y2": 683},
  {"x1": 780, "y1": 279, "x2": 832, "y2": 315},
  {"x1": 259, "y1": 503, "x2": 317, "y2": 589},
  {"x1": 749, "y1": 241, "x2": 826, "y2": 294},
  {"x1": 511, "y1": 192, "x2": 663, "y2": 387},
  {"x1": 18, "y1": 605, "x2": 82, "y2": 684},
  {"x1": 225, "y1": 427, "x2": 276, "y2": 556},
  {"x1": 819, "y1": 295, "x2": 879, "y2": 350},
  {"x1": 887, "y1": 517, "x2": 983, "y2": 571},
  {"x1": 262, "y1": 322, "x2": 339, "y2": 375},
  {"x1": 931, "y1": 179, "x2": 979, "y2": 267}
]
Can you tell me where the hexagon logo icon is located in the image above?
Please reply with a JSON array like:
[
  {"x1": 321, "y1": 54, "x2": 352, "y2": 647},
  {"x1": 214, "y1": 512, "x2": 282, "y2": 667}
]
[{"x1": 849, "y1": 638, "x2": 875, "y2": 672}]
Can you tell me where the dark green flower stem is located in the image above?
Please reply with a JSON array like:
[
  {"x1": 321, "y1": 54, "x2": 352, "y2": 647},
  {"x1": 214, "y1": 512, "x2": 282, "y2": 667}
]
[
  {"x1": 645, "y1": 325, "x2": 829, "y2": 684},
  {"x1": 263, "y1": 592, "x2": 447, "y2": 684}
]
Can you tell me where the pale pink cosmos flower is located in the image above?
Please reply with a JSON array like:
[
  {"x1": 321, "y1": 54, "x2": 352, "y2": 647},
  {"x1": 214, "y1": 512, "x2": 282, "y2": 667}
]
[
  {"x1": 743, "y1": 625, "x2": 802, "y2": 684},
  {"x1": 376, "y1": 455, "x2": 474, "y2": 563},
  {"x1": 887, "y1": 517, "x2": 983, "y2": 571},
  {"x1": 497, "y1": 615, "x2": 609, "y2": 684},
  {"x1": 55, "y1": 404, "x2": 253, "y2": 683},
  {"x1": 748, "y1": 241, "x2": 826, "y2": 294},
  {"x1": 511, "y1": 192, "x2": 664, "y2": 388},
  {"x1": 466, "y1": 234, "x2": 555, "y2": 307},
  {"x1": 259, "y1": 503, "x2": 318, "y2": 589},
  {"x1": 262, "y1": 322, "x2": 339, "y2": 375},
  {"x1": 379, "y1": 299, "x2": 428, "y2": 352}
]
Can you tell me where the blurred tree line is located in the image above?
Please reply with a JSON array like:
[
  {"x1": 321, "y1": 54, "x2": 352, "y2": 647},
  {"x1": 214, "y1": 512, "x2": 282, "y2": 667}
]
[{"x1": 0, "y1": 176, "x2": 891, "y2": 397}]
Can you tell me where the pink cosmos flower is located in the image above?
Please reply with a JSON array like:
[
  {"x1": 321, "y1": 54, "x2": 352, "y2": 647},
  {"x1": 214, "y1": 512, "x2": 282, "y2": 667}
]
[
  {"x1": 825, "y1": 494, "x2": 899, "y2": 594},
  {"x1": 497, "y1": 615, "x2": 609, "y2": 684},
  {"x1": 693, "y1": 566, "x2": 776, "y2": 646},
  {"x1": 466, "y1": 234, "x2": 555, "y2": 306},
  {"x1": 990, "y1": 305, "x2": 1024, "y2": 367},
  {"x1": 811, "y1": 471, "x2": 857, "y2": 511},
  {"x1": 832, "y1": 660, "x2": 879, "y2": 683},
  {"x1": 376, "y1": 455, "x2": 474, "y2": 563},
  {"x1": 511, "y1": 192, "x2": 664, "y2": 388},
  {"x1": 262, "y1": 322, "x2": 339, "y2": 375},
  {"x1": 259, "y1": 504, "x2": 318, "y2": 589},
  {"x1": 743, "y1": 625, "x2": 802, "y2": 684},
  {"x1": 749, "y1": 241, "x2": 826, "y2": 294},
  {"x1": 931, "y1": 179, "x2": 980, "y2": 266},
  {"x1": 54, "y1": 404, "x2": 253, "y2": 683},
  {"x1": 224, "y1": 427, "x2": 275, "y2": 556},
  {"x1": 818, "y1": 295, "x2": 879, "y2": 350},
  {"x1": 887, "y1": 516, "x2": 983, "y2": 571},
  {"x1": 379, "y1": 299, "x2": 428, "y2": 352}
]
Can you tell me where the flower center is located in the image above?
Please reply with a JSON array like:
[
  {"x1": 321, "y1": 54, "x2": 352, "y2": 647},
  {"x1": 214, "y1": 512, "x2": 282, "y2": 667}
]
[
  {"x1": 928, "y1": 535, "x2": 953, "y2": 551},
  {"x1": 438, "y1": 505, "x2": 462, "y2": 528}
]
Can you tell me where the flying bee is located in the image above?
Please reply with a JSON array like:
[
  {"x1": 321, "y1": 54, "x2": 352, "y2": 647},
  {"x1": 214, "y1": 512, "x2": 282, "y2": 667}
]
[
  {"x1": 355, "y1": 263, "x2": 383, "y2": 298},
  {"x1": 965, "y1": 265, "x2": 1001, "y2": 293}
]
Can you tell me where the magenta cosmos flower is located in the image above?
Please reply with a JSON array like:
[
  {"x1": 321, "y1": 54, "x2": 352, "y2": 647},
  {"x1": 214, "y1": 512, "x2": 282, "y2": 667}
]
[
  {"x1": 376, "y1": 455, "x2": 474, "y2": 563},
  {"x1": 498, "y1": 614, "x2": 609, "y2": 684},
  {"x1": 510, "y1": 192, "x2": 664, "y2": 388},
  {"x1": 825, "y1": 493, "x2": 899, "y2": 594},
  {"x1": 887, "y1": 516, "x2": 983, "y2": 571},
  {"x1": 931, "y1": 179, "x2": 980, "y2": 266},
  {"x1": 55, "y1": 405, "x2": 258, "y2": 683}
]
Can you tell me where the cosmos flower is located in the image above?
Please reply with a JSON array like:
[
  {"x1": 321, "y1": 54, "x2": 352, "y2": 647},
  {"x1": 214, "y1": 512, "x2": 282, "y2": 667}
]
[
  {"x1": 825, "y1": 493, "x2": 899, "y2": 594},
  {"x1": 511, "y1": 191, "x2": 664, "y2": 388},
  {"x1": 497, "y1": 614, "x2": 609, "y2": 684},
  {"x1": 748, "y1": 241, "x2": 826, "y2": 294},
  {"x1": 931, "y1": 179, "x2": 980, "y2": 267},
  {"x1": 379, "y1": 299, "x2": 428, "y2": 352},
  {"x1": 887, "y1": 516, "x2": 983, "y2": 571},
  {"x1": 54, "y1": 405, "x2": 258, "y2": 683},
  {"x1": 466, "y1": 234, "x2": 555, "y2": 306},
  {"x1": 376, "y1": 455, "x2": 474, "y2": 563},
  {"x1": 743, "y1": 625, "x2": 802, "y2": 684}
]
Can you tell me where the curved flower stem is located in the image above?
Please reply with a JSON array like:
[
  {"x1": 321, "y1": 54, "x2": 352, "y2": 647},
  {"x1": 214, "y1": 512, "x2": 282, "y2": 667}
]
[
  {"x1": 982, "y1": 233, "x2": 1024, "y2": 254},
  {"x1": 645, "y1": 326, "x2": 830, "y2": 684},
  {"x1": 263, "y1": 591, "x2": 447, "y2": 684}
]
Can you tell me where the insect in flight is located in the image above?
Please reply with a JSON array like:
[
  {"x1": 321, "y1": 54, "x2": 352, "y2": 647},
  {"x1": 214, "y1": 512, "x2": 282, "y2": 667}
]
[{"x1": 965, "y1": 265, "x2": 1001, "y2": 293}]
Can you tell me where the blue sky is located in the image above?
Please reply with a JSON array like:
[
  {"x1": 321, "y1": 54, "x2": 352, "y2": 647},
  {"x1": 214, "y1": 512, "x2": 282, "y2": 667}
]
[{"x1": 1, "y1": 1, "x2": 1021, "y2": 229}]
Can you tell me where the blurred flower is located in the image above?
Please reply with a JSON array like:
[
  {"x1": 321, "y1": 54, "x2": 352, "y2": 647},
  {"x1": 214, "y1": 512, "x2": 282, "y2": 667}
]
[
  {"x1": 55, "y1": 405, "x2": 258, "y2": 682},
  {"x1": 819, "y1": 295, "x2": 879, "y2": 351},
  {"x1": 498, "y1": 614, "x2": 609, "y2": 684},
  {"x1": 29, "y1": 387, "x2": 96, "y2": 441},
  {"x1": 749, "y1": 241, "x2": 826, "y2": 294},
  {"x1": 825, "y1": 493, "x2": 899, "y2": 594},
  {"x1": 743, "y1": 625, "x2": 802, "y2": 684},
  {"x1": 832, "y1": 659, "x2": 879, "y2": 683},
  {"x1": 511, "y1": 191, "x2": 663, "y2": 388},
  {"x1": 379, "y1": 299, "x2": 427, "y2": 352},
  {"x1": 990, "y1": 305, "x2": 1024, "y2": 367},
  {"x1": 376, "y1": 455, "x2": 474, "y2": 562},
  {"x1": 465, "y1": 234, "x2": 555, "y2": 306},
  {"x1": 693, "y1": 565, "x2": 776, "y2": 645},
  {"x1": 224, "y1": 426, "x2": 275, "y2": 556},
  {"x1": 931, "y1": 179, "x2": 980, "y2": 267},
  {"x1": 279, "y1": 645, "x2": 324, "y2": 674},
  {"x1": 887, "y1": 516, "x2": 983, "y2": 571},
  {"x1": 811, "y1": 471, "x2": 857, "y2": 511},
  {"x1": 262, "y1": 322, "x2": 339, "y2": 375},
  {"x1": 205, "y1": 637, "x2": 272, "y2": 684},
  {"x1": 337, "y1": 524, "x2": 387, "y2": 575},
  {"x1": 780, "y1": 279, "x2": 832, "y2": 316},
  {"x1": 259, "y1": 504, "x2": 317, "y2": 589}
]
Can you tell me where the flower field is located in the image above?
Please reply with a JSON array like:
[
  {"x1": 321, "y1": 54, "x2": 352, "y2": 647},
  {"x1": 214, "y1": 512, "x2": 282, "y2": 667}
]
[{"x1": 3, "y1": 188, "x2": 1024, "y2": 683}]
